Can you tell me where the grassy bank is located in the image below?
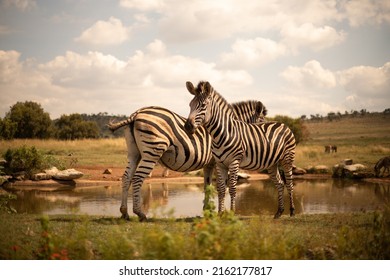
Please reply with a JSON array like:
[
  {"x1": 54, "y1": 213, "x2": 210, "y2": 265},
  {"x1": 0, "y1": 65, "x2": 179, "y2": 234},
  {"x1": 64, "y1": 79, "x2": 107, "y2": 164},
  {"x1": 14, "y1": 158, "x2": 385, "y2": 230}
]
[
  {"x1": 1, "y1": 114, "x2": 389, "y2": 171},
  {"x1": 0, "y1": 208, "x2": 389, "y2": 260}
]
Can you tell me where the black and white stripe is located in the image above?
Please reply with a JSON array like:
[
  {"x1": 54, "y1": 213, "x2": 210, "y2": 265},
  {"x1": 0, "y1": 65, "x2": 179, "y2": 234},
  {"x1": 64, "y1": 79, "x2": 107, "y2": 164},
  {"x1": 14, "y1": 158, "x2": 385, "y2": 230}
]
[
  {"x1": 185, "y1": 81, "x2": 296, "y2": 218},
  {"x1": 108, "y1": 100, "x2": 267, "y2": 221}
]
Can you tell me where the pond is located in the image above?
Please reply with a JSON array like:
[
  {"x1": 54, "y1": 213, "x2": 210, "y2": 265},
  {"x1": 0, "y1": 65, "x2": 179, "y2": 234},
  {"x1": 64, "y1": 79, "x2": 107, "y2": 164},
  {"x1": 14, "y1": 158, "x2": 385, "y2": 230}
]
[{"x1": 6, "y1": 178, "x2": 390, "y2": 218}]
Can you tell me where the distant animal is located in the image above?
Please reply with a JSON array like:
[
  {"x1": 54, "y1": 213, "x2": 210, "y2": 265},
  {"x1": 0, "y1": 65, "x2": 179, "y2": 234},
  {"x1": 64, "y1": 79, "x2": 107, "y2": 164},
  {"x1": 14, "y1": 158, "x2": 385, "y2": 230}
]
[
  {"x1": 374, "y1": 156, "x2": 390, "y2": 177},
  {"x1": 324, "y1": 145, "x2": 337, "y2": 153},
  {"x1": 184, "y1": 81, "x2": 296, "y2": 219},
  {"x1": 108, "y1": 101, "x2": 267, "y2": 221}
]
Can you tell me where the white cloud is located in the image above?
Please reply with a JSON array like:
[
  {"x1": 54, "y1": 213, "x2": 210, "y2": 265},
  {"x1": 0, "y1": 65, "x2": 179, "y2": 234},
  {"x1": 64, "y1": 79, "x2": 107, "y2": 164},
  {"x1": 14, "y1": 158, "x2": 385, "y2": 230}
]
[
  {"x1": 75, "y1": 17, "x2": 130, "y2": 46},
  {"x1": 342, "y1": 0, "x2": 390, "y2": 27},
  {"x1": 2, "y1": 0, "x2": 36, "y2": 11},
  {"x1": 219, "y1": 38, "x2": 287, "y2": 68},
  {"x1": 281, "y1": 22, "x2": 346, "y2": 52},
  {"x1": 279, "y1": 60, "x2": 390, "y2": 114},
  {"x1": 280, "y1": 60, "x2": 337, "y2": 89},
  {"x1": 119, "y1": 0, "x2": 164, "y2": 11},
  {"x1": 1, "y1": 40, "x2": 253, "y2": 118},
  {"x1": 338, "y1": 62, "x2": 390, "y2": 97},
  {"x1": 120, "y1": 0, "x2": 343, "y2": 43}
]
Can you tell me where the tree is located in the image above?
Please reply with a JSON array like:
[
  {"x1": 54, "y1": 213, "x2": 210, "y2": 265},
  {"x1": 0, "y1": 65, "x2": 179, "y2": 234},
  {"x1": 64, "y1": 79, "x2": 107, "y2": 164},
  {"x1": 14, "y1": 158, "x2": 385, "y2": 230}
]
[
  {"x1": 271, "y1": 115, "x2": 309, "y2": 144},
  {"x1": 5, "y1": 101, "x2": 53, "y2": 139},
  {"x1": 0, "y1": 117, "x2": 17, "y2": 140},
  {"x1": 54, "y1": 113, "x2": 99, "y2": 140}
]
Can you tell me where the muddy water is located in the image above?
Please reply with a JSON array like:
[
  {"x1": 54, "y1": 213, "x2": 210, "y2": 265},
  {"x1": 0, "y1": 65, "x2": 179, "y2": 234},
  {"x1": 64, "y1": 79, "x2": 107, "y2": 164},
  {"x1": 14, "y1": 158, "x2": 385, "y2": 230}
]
[{"x1": 7, "y1": 179, "x2": 390, "y2": 218}]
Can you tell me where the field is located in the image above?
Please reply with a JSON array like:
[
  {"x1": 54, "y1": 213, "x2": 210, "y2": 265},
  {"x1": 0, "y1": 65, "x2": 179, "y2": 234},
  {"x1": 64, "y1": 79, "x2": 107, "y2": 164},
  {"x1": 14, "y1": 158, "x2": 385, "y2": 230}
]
[{"x1": 0, "y1": 113, "x2": 390, "y2": 260}]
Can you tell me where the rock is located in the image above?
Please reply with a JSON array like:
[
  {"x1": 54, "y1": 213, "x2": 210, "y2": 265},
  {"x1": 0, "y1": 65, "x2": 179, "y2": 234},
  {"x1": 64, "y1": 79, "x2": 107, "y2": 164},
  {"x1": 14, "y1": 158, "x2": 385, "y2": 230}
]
[
  {"x1": 333, "y1": 162, "x2": 369, "y2": 179},
  {"x1": 13, "y1": 171, "x2": 27, "y2": 181},
  {"x1": 103, "y1": 168, "x2": 112, "y2": 175},
  {"x1": 52, "y1": 168, "x2": 83, "y2": 181},
  {"x1": 0, "y1": 159, "x2": 6, "y2": 166},
  {"x1": 307, "y1": 165, "x2": 330, "y2": 174},
  {"x1": 343, "y1": 164, "x2": 366, "y2": 172},
  {"x1": 342, "y1": 159, "x2": 353, "y2": 165},
  {"x1": 31, "y1": 172, "x2": 52, "y2": 181},
  {"x1": 44, "y1": 167, "x2": 60, "y2": 176},
  {"x1": 293, "y1": 165, "x2": 306, "y2": 175},
  {"x1": 237, "y1": 172, "x2": 250, "y2": 180}
]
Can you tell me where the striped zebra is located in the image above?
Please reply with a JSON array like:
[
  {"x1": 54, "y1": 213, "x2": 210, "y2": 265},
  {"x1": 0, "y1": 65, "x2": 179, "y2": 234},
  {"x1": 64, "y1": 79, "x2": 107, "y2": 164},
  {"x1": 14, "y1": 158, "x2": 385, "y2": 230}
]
[
  {"x1": 184, "y1": 81, "x2": 296, "y2": 218},
  {"x1": 108, "y1": 101, "x2": 267, "y2": 221}
]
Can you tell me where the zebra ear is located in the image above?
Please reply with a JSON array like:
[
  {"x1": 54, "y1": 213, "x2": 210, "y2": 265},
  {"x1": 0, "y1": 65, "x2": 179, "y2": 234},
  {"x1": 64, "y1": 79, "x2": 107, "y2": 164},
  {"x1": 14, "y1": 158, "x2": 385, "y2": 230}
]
[
  {"x1": 257, "y1": 101, "x2": 267, "y2": 117},
  {"x1": 186, "y1": 81, "x2": 196, "y2": 95},
  {"x1": 204, "y1": 81, "x2": 212, "y2": 95}
]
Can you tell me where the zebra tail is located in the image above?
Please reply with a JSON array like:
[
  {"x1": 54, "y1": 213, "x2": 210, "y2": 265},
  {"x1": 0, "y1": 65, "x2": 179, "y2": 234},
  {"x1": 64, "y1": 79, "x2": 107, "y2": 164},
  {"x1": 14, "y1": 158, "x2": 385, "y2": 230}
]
[{"x1": 107, "y1": 111, "x2": 137, "y2": 132}]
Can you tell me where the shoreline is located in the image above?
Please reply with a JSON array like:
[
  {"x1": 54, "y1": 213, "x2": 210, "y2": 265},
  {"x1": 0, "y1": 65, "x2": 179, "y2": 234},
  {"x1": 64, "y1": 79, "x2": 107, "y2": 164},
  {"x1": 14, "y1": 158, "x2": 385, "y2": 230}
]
[{"x1": 1, "y1": 169, "x2": 389, "y2": 192}]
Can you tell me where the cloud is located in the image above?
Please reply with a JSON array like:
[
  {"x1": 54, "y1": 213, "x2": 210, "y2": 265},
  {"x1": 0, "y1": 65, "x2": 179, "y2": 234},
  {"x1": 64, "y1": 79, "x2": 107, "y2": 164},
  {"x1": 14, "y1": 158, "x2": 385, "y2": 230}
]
[
  {"x1": 338, "y1": 62, "x2": 390, "y2": 97},
  {"x1": 219, "y1": 38, "x2": 287, "y2": 68},
  {"x1": 119, "y1": 0, "x2": 164, "y2": 11},
  {"x1": 280, "y1": 60, "x2": 390, "y2": 114},
  {"x1": 342, "y1": 0, "x2": 390, "y2": 27},
  {"x1": 281, "y1": 23, "x2": 346, "y2": 52},
  {"x1": 75, "y1": 17, "x2": 130, "y2": 46},
  {"x1": 2, "y1": 0, "x2": 36, "y2": 11},
  {"x1": 1, "y1": 40, "x2": 253, "y2": 118},
  {"x1": 119, "y1": 0, "x2": 343, "y2": 43},
  {"x1": 280, "y1": 60, "x2": 337, "y2": 89}
]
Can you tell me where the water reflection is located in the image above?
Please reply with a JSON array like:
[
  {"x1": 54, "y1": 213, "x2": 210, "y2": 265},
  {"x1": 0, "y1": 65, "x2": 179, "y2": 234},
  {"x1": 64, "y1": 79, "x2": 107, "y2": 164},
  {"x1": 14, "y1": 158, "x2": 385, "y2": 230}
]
[{"x1": 7, "y1": 179, "x2": 390, "y2": 218}]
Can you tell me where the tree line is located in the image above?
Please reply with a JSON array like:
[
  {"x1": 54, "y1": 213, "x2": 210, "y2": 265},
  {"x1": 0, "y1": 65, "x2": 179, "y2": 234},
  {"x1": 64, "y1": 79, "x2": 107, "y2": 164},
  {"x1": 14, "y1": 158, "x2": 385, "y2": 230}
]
[
  {"x1": 301, "y1": 108, "x2": 390, "y2": 122},
  {"x1": 0, "y1": 101, "x2": 127, "y2": 140},
  {"x1": 9, "y1": 100, "x2": 381, "y2": 142}
]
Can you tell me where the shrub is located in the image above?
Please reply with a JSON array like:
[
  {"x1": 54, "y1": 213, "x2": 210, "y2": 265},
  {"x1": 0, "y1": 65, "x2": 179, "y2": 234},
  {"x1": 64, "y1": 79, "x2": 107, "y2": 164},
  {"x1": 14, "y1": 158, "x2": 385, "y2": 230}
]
[{"x1": 3, "y1": 146, "x2": 65, "y2": 177}]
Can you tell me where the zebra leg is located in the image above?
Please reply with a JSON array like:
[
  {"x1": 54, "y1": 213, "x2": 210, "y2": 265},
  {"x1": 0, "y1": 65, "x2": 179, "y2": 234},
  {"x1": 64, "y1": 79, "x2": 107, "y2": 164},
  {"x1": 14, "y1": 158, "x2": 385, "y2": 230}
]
[
  {"x1": 120, "y1": 127, "x2": 140, "y2": 220},
  {"x1": 281, "y1": 161, "x2": 295, "y2": 217},
  {"x1": 131, "y1": 158, "x2": 161, "y2": 222},
  {"x1": 228, "y1": 161, "x2": 240, "y2": 212},
  {"x1": 202, "y1": 161, "x2": 215, "y2": 210},
  {"x1": 216, "y1": 164, "x2": 229, "y2": 213},
  {"x1": 268, "y1": 165, "x2": 285, "y2": 219},
  {"x1": 120, "y1": 160, "x2": 138, "y2": 220}
]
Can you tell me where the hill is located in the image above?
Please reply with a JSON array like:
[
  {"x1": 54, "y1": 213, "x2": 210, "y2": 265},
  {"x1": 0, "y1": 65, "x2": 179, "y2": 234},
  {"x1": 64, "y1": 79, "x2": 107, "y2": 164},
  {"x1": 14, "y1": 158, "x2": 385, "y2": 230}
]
[{"x1": 295, "y1": 113, "x2": 390, "y2": 170}]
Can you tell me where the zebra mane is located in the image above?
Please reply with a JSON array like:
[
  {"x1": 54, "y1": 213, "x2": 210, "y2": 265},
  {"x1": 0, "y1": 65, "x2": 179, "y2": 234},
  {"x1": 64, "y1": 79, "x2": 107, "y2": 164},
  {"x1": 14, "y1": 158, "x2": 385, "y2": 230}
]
[
  {"x1": 195, "y1": 81, "x2": 235, "y2": 114},
  {"x1": 232, "y1": 100, "x2": 268, "y2": 117}
]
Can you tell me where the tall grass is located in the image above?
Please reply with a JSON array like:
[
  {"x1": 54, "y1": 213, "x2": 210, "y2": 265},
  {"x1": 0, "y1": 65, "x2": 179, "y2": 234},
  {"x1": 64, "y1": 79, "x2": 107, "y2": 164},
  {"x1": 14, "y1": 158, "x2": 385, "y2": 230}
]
[
  {"x1": 0, "y1": 138, "x2": 127, "y2": 167},
  {"x1": 1, "y1": 186, "x2": 389, "y2": 260}
]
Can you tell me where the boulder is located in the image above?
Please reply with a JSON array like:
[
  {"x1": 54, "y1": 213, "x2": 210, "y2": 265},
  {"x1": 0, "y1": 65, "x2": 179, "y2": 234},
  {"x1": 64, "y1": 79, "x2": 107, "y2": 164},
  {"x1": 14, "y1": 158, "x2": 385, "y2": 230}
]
[
  {"x1": 293, "y1": 165, "x2": 306, "y2": 175},
  {"x1": 237, "y1": 172, "x2": 250, "y2": 180},
  {"x1": 306, "y1": 165, "x2": 330, "y2": 174},
  {"x1": 332, "y1": 162, "x2": 369, "y2": 179},
  {"x1": 44, "y1": 167, "x2": 60, "y2": 176},
  {"x1": 52, "y1": 168, "x2": 83, "y2": 181},
  {"x1": 31, "y1": 172, "x2": 52, "y2": 181}
]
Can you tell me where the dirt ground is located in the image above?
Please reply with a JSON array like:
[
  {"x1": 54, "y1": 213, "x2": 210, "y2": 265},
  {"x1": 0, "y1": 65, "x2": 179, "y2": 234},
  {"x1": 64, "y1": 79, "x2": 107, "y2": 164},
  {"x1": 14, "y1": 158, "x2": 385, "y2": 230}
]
[{"x1": 75, "y1": 165, "x2": 192, "y2": 182}]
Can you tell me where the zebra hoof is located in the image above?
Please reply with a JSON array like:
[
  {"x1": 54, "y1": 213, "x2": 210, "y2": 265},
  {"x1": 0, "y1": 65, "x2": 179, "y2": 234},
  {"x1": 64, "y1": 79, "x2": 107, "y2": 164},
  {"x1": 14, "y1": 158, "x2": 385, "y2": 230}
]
[
  {"x1": 290, "y1": 208, "x2": 295, "y2": 217},
  {"x1": 121, "y1": 213, "x2": 130, "y2": 221},
  {"x1": 138, "y1": 213, "x2": 147, "y2": 222},
  {"x1": 273, "y1": 209, "x2": 284, "y2": 219}
]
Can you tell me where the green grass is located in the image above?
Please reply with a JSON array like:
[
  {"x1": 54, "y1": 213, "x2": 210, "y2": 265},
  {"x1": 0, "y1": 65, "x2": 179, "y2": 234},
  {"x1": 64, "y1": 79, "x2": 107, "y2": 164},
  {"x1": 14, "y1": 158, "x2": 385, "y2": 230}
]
[{"x1": 0, "y1": 210, "x2": 389, "y2": 260}]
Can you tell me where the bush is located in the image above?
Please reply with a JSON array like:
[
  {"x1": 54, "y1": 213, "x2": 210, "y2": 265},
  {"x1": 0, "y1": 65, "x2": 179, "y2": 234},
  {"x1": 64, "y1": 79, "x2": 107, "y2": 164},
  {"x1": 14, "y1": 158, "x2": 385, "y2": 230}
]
[{"x1": 3, "y1": 146, "x2": 64, "y2": 177}]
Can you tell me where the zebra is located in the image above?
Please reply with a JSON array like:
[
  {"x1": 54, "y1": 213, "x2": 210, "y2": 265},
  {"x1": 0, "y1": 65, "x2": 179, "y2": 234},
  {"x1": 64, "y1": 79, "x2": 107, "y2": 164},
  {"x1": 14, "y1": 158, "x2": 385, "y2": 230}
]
[
  {"x1": 374, "y1": 156, "x2": 390, "y2": 177},
  {"x1": 108, "y1": 101, "x2": 267, "y2": 221},
  {"x1": 184, "y1": 81, "x2": 296, "y2": 219}
]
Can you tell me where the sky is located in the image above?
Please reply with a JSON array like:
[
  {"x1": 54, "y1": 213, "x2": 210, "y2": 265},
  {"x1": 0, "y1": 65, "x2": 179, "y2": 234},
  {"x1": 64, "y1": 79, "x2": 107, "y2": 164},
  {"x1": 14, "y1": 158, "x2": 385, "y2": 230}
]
[{"x1": 0, "y1": 0, "x2": 389, "y2": 119}]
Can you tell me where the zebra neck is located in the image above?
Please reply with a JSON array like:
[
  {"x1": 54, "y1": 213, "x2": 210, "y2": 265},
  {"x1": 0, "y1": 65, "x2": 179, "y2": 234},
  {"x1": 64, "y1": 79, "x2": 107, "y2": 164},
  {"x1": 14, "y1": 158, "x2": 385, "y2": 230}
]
[{"x1": 206, "y1": 96, "x2": 238, "y2": 143}]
